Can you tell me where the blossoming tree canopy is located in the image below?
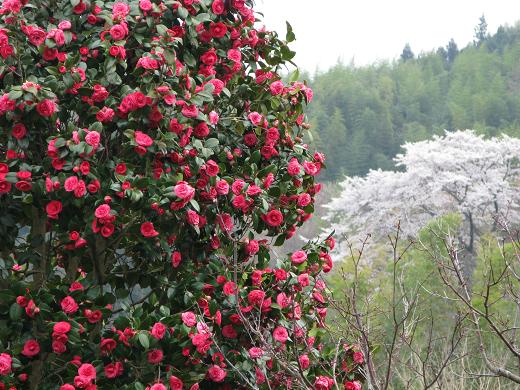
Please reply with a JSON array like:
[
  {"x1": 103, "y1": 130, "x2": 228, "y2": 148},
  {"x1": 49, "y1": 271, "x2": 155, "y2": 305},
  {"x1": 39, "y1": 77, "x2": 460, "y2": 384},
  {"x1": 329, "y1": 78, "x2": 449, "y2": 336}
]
[
  {"x1": 326, "y1": 130, "x2": 520, "y2": 258},
  {"x1": 0, "y1": 0, "x2": 364, "y2": 389}
]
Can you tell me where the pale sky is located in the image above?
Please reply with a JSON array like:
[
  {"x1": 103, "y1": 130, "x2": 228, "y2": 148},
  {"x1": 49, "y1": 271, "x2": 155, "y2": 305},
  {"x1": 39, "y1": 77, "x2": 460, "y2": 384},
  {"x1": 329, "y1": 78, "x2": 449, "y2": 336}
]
[{"x1": 255, "y1": 0, "x2": 520, "y2": 72}]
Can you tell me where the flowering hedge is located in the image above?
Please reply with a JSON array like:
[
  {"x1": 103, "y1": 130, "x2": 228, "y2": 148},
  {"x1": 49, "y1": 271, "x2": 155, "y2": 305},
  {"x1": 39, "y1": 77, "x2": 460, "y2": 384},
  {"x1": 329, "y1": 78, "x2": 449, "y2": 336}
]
[{"x1": 0, "y1": 0, "x2": 364, "y2": 389}]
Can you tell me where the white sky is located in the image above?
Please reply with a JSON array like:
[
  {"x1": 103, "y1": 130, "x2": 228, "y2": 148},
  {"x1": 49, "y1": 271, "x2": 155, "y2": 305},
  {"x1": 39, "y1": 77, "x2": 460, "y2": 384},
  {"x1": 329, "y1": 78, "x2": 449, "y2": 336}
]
[{"x1": 255, "y1": 0, "x2": 520, "y2": 72}]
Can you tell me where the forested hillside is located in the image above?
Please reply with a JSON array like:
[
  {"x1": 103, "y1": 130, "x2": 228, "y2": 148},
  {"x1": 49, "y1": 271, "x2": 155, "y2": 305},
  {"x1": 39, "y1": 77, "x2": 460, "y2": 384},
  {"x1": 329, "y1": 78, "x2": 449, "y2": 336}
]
[{"x1": 308, "y1": 20, "x2": 520, "y2": 181}]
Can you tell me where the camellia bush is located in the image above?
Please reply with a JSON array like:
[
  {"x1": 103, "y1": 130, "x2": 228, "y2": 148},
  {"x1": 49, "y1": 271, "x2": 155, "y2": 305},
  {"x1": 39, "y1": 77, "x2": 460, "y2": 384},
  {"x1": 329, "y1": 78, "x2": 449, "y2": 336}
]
[{"x1": 0, "y1": 0, "x2": 364, "y2": 389}]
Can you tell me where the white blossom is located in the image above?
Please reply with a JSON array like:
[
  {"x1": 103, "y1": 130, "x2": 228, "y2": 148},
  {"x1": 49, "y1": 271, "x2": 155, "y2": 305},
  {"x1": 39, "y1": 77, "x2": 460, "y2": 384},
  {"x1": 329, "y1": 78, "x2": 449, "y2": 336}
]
[{"x1": 326, "y1": 130, "x2": 520, "y2": 258}]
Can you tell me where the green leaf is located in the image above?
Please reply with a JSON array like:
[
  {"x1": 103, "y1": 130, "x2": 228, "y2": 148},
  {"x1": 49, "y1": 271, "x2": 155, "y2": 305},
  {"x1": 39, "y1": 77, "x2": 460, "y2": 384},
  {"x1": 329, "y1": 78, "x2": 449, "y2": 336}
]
[
  {"x1": 288, "y1": 68, "x2": 300, "y2": 83},
  {"x1": 9, "y1": 302, "x2": 22, "y2": 321},
  {"x1": 8, "y1": 90, "x2": 23, "y2": 100},
  {"x1": 138, "y1": 333, "x2": 150, "y2": 349},
  {"x1": 286, "y1": 22, "x2": 296, "y2": 42}
]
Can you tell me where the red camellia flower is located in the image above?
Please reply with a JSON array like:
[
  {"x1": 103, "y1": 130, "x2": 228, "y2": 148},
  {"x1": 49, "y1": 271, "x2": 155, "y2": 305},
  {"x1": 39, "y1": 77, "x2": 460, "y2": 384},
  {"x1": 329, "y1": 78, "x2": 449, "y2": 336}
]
[
  {"x1": 134, "y1": 130, "x2": 153, "y2": 147},
  {"x1": 78, "y1": 363, "x2": 96, "y2": 381},
  {"x1": 272, "y1": 326, "x2": 288, "y2": 343},
  {"x1": 53, "y1": 321, "x2": 71, "y2": 334},
  {"x1": 36, "y1": 99, "x2": 56, "y2": 117},
  {"x1": 315, "y1": 376, "x2": 334, "y2": 390},
  {"x1": 171, "y1": 251, "x2": 182, "y2": 268},
  {"x1": 345, "y1": 381, "x2": 362, "y2": 390},
  {"x1": 21, "y1": 339, "x2": 40, "y2": 357},
  {"x1": 60, "y1": 296, "x2": 79, "y2": 314},
  {"x1": 207, "y1": 365, "x2": 227, "y2": 382},
  {"x1": 104, "y1": 361, "x2": 124, "y2": 379},
  {"x1": 169, "y1": 375, "x2": 183, "y2": 390},
  {"x1": 247, "y1": 289, "x2": 265, "y2": 306},
  {"x1": 265, "y1": 209, "x2": 283, "y2": 227},
  {"x1": 299, "y1": 354, "x2": 310, "y2": 369},
  {"x1": 11, "y1": 123, "x2": 26, "y2": 139},
  {"x1": 147, "y1": 349, "x2": 164, "y2": 364},
  {"x1": 46, "y1": 200, "x2": 63, "y2": 219},
  {"x1": 151, "y1": 322, "x2": 167, "y2": 340},
  {"x1": 140, "y1": 222, "x2": 159, "y2": 237},
  {"x1": 248, "y1": 347, "x2": 264, "y2": 359}
]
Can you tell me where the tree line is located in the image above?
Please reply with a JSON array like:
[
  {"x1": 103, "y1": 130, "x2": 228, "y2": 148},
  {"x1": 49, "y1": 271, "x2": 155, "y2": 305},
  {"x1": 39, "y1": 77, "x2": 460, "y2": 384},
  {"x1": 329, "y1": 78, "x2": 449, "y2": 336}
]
[{"x1": 307, "y1": 17, "x2": 520, "y2": 181}]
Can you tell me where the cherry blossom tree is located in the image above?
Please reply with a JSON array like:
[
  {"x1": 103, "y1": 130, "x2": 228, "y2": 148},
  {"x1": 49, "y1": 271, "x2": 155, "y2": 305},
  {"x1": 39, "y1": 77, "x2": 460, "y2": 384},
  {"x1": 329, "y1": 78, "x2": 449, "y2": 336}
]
[
  {"x1": 0, "y1": 0, "x2": 363, "y2": 389},
  {"x1": 326, "y1": 130, "x2": 520, "y2": 261}
]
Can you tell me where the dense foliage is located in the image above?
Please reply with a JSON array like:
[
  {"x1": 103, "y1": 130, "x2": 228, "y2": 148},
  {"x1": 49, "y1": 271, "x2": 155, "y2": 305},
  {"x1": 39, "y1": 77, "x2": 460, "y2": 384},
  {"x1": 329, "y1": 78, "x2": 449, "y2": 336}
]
[
  {"x1": 0, "y1": 0, "x2": 363, "y2": 389},
  {"x1": 307, "y1": 22, "x2": 520, "y2": 180}
]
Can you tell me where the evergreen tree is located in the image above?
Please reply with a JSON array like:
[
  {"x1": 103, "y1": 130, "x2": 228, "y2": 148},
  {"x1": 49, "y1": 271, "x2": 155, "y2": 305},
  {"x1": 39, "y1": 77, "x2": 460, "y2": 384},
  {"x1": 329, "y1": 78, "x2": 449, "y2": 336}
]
[
  {"x1": 400, "y1": 43, "x2": 415, "y2": 61},
  {"x1": 446, "y1": 38, "x2": 459, "y2": 64},
  {"x1": 474, "y1": 14, "x2": 488, "y2": 46}
]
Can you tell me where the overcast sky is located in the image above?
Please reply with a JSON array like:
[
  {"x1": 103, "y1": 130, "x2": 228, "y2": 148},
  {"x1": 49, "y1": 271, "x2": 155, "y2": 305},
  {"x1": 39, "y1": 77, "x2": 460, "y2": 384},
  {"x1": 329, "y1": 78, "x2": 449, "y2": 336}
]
[{"x1": 255, "y1": 0, "x2": 520, "y2": 72}]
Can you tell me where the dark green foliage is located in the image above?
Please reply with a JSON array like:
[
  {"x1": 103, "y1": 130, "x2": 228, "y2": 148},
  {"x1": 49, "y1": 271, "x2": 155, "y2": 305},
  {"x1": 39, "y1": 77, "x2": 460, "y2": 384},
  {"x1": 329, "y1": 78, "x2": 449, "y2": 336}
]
[{"x1": 307, "y1": 22, "x2": 520, "y2": 181}]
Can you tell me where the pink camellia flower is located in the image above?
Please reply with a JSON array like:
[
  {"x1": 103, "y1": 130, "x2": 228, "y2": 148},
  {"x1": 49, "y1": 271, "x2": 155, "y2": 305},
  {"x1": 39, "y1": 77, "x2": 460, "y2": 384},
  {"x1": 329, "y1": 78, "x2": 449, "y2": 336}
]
[
  {"x1": 85, "y1": 131, "x2": 101, "y2": 149},
  {"x1": 186, "y1": 210, "x2": 200, "y2": 226},
  {"x1": 215, "y1": 179, "x2": 229, "y2": 195},
  {"x1": 95, "y1": 204, "x2": 111, "y2": 219},
  {"x1": 222, "y1": 281, "x2": 236, "y2": 296},
  {"x1": 149, "y1": 384, "x2": 166, "y2": 390},
  {"x1": 265, "y1": 210, "x2": 283, "y2": 227},
  {"x1": 211, "y1": 0, "x2": 224, "y2": 14},
  {"x1": 96, "y1": 106, "x2": 115, "y2": 123},
  {"x1": 147, "y1": 349, "x2": 164, "y2": 364},
  {"x1": 205, "y1": 160, "x2": 219, "y2": 176},
  {"x1": 345, "y1": 381, "x2": 362, "y2": 390},
  {"x1": 64, "y1": 176, "x2": 79, "y2": 192},
  {"x1": 247, "y1": 111, "x2": 262, "y2": 126},
  {"x1": 353, "y1": 351, "x2": 364, "y2": 364},
  {"x1": 248, "y1": 347, "x2": 264, "y2": 359},
  {"x1": 53, "y1": 321, "x2": 71, "y2": 334},
  {"x1": 150, "y1": 322, "x2": 167, "y2": 340},
  {"x1": 298, "y1": 273, "x2": 310, "y2": 287},
  {"x1": 227, "y1": 49, "x2": 241, "y2": 62},
  {"x1": 269, "y1": 80, "x2": 284, "y2": 95},
  {"x1": 181, "y1": 104, "x2": 198, "y2": 118},
  {"x1": 174, "y1": 181, "x2": 195, "y2": 201},
  {"x1": 291, "y1": 250, "x2": 307, "y2": 265},
  {"x1": 287, "y1": 158, "x2": 301, "y2": 176},
  {"x1": 140, "y1": 222, "x2": 159, "y2": 238},
  {"x1": 21, "y1": 339, "x2": 40, "y2": 357},
  {"x1": 169, "y1": 375, "x2": 183, "y2": 390},
  {"x1": 60, "y1": 296, "x2": 79, "y2": 314},
  {"x1": 60, "y1": 384, "x2": 75, "y2": 390},
  {"x1": 181, "y1": 311, "x2": 197, "y2": 327},
  {"x1": 134, "y1": 131, "x2": 153, "y2": 147},
  {"x1": 209, "y1": 111, "x2": 219, "y2": 125},
  {"x1": 36, "y1": 99, "x2": 56, "y2": 117},
  {"x1": 272, "y1": 326, "x2": 288, "y2": 343},
  {"x1": 0, "y1": 352, "x2": 12, "y2": 376},
  {"x1": 299, "y1": 354, "x2": 310, "y2": 369},
  {"x1": 246, "y1": 240, "x2": 259, "y2": 255},
  {"x1": 315, "y1": 375, "x2": 334, "y2": 390},
  {"x1": 112, "y1": 1, "x2": 130, "y2": 18},
  {"x1": 207, "y1": 365, "x2": 227, "y2": 382},
  {"x1": 104, "y1": 361, "x2": 123, "y2": 379},
  {"x1": 110, "y1": 24, "x2": 127, "y2": 41},
  {"x1": 78, "y1": 363, "x2": 96, "y2": 381},
  {"x1": 247, "y1": 289, "x2": 266, "y2": 306}
]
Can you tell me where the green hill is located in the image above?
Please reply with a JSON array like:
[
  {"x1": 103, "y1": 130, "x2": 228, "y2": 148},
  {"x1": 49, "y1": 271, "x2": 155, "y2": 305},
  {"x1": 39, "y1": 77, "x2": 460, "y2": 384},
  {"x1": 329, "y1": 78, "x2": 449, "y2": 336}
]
[{"x1": 307, "y1": 21, "x2": 520, "y2": 181}]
